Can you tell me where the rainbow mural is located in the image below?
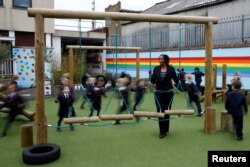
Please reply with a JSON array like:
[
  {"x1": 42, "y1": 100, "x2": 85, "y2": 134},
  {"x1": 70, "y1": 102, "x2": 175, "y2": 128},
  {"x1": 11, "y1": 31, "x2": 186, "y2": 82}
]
[{"x1": 106, "y1": 47, "x2": 250, "y2": 89}]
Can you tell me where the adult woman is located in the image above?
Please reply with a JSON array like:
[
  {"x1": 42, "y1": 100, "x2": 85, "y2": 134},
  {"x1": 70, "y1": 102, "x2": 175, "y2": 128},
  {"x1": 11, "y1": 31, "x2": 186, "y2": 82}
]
[{"x1": 150, "y1": 54, "x2": 179, "y2": 139}]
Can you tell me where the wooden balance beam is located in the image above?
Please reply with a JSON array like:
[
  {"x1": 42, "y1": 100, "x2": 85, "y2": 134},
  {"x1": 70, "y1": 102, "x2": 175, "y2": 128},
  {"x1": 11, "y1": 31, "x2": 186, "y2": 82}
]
[
  {"x1": 212, "y1": 90, "x2": 224, "y2": 94},
  {"x1": 212, "y1": 89, "x2": 226, "y2": 102},
  {"x1": 63, "y1": 116, "x2": 100, "y2": 124},
  {"x1": 164, "y1": 110, "x2": 194, "y2": 115},
  {"x1": 0, "y1": 108, "x2": 35, "y2": 121},
  {"x1": 134, "y1": 111, "x2": 165, "y2": 118},
  {"x1": 100, "y1": 114, "x2": 134, "y2": 121}
]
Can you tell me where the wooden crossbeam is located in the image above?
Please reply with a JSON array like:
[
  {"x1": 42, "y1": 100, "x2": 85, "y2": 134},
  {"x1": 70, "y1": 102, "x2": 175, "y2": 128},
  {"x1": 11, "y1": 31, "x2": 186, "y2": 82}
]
[{"x1": 28, "y1": 8, "x2": 218, "y2": 24}]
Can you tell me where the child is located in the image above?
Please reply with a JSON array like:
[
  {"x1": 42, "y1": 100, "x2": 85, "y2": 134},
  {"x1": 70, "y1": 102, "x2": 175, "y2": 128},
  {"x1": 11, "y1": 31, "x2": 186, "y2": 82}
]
[
  {"x1": 133, "y1": 79, "x2": 145, "y2": 111},
  {"x1": 114, "y1": 78, "x2": 130, "y2": 125},
  {"x1": 55, "y1": 86, "x2": 75, "y2": 132},
  {"x1": 191, "y1": 67, "x2": 204, "y2": 94},
  {"x1": 10, "y1": 75, "x2": 19, "y2": 89},
  {"x1": 59, "y1": 74, "x2": 76, "y2": 117},
  {"x1": 88, "y1": 80, "x2": 106, "y2": 117},
  {"x1": 176, "y1": 67, "x2": 186, "y2": 91},
  {"x1": 0, "y1": 83, "x2": 25, "y2": 137},
  {"x1": 185, "y1": 74, "x2": 203, "y2": 116},
  {"x1": 80, "y1": 77, "x2": 95, "y2": 109},
  {"x1": 225, "y1": 80, "x2": 248, "y2": 141}
]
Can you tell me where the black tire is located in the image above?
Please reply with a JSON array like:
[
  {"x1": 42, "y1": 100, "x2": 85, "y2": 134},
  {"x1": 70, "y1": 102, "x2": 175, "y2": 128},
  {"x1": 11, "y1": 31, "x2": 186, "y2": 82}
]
[{"x1": 22, "y1": 143, "x2": 61, "y2": 165}]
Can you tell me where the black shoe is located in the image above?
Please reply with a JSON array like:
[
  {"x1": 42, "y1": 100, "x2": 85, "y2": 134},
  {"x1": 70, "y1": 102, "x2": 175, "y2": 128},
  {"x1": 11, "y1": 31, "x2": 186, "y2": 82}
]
[
  {"x1": 57, "y1": 128, "x2": 62, "y2": 132},
  {"x1": 237, "y1": 137, "x2": 243, "y2": 141},
  {"x1": 113, "y1": 121, "x2": 121, "y2": 125},
  {"x1": 0, "y1": 133, "x2": 6, "y2": 137},
  {"x1": 159, "y1": 133, "x2": 166, "y2": 139}
]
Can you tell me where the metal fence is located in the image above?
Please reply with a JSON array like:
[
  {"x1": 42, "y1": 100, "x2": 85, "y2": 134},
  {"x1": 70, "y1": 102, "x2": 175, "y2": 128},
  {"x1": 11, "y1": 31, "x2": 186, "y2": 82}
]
[
  {"x1": 0, "y1": 59, "x2": 14, "y2": 77},
  {"x1": 107, "y1": 14, "x2": 250, "y2": 49}
]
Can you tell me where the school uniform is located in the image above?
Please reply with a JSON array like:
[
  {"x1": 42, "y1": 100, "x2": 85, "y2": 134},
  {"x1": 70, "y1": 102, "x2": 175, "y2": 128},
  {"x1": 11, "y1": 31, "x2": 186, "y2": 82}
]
[
  {"x1": 89, "y1": 86, "x2": 105, "y2": 116},
  {"x1": 191, "y1": 70, "x2": 204, "y2": 94},
  {"x1": 56, "y1": 92, "x2": 75, "y2": 131},
  {"x1": 59, "y1": 83, "x2": 76, "y2": 117},
  {"x1": 185, "y1": 81, "x2": 202, "y2": 115},
  {"x1": 151, "y1": 65, "x2": 179, "y2": 137},
  {"x1": 80, "y1": 84, "x2": 93, "y2": 109},
  {"x1": 0, "y1": 91, "x2": 25, "y2": 137},
  {"x1": 225, "y1": 90, "x2": 248, "y2": 140},
  {"x1": 114, "y1": 86, "x2": 129, "y2": 125},
  {"x1": 133, "y1": 85, "x2": 144, "y2": 111},
  {"x1": 177, "y1": 71, "x2": 186, "y2": 91},
  {"x1": 118, "y1": 86, "x2": 129, "y2": 113}
]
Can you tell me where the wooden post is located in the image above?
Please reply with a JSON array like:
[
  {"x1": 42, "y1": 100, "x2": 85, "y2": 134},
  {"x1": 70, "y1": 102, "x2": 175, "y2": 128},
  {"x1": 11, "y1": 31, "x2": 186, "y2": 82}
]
[
  {"x1": 247, "y1": 92, "x2": 250, "y2": 105},
  {"x1": 35, "y1": 14, "x2": 47, "y2": 144},
  {"x1": 222, "y1": 64, "x2": 227, "y2": 90},
  {"x1": 204, "y1": 22, "x2": 213, "y2": 108},
  {"x1": 212, "y1": 64, "x2": 217, "y2": 102},
  {"x1": 45, "y1": 116, "x2": 48, "y2": 142},
  {"x1": 221, "y1": 111, "x2": 231, "y2": 132},
  {"x1": 69, "y1": 48, "x2": 74, "y2": 87},
  {"x1": 212, "y1": 64, "x2": 217, "y2": 91},
  {"x1": 204, "y1": 106, "x2": 216, "y2": 134},
  {"x1": 204, "y1": 22, "x2": 214, "y2": 133},
  {"x1": 136, "y1": 49, "x2": 140, "y2": 79},
  {"x1": 21, "y1": 124, "x2": 33, "y2": 147}
]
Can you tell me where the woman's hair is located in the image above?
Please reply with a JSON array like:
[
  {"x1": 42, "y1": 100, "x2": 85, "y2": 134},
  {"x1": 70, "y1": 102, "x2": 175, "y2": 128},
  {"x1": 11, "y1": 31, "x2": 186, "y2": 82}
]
[{"x1": 159, "y1": 54, "x2": 169, "y2": 66}]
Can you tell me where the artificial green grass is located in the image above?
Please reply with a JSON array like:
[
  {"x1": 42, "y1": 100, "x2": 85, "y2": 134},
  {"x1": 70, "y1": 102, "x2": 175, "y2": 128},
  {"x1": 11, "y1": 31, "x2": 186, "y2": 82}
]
[{"x1": 0, "y1": 91, "x2": 249, "y2": 167}]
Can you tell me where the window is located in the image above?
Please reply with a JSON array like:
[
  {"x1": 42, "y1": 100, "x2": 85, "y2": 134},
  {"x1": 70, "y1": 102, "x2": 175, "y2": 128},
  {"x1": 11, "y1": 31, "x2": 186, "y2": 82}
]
[
  {"x1": 13, "y1": 0, "x2": 32, "y2": 8},
  {"x1": 0, "y1": 0, "x2": 3, "y2": 6}
]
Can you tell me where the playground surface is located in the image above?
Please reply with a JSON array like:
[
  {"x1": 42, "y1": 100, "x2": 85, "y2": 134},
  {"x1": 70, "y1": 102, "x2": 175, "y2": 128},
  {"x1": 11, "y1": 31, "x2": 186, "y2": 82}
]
[{"x1": 0, "y1": 92, "x2": 249, "y2": 167}]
